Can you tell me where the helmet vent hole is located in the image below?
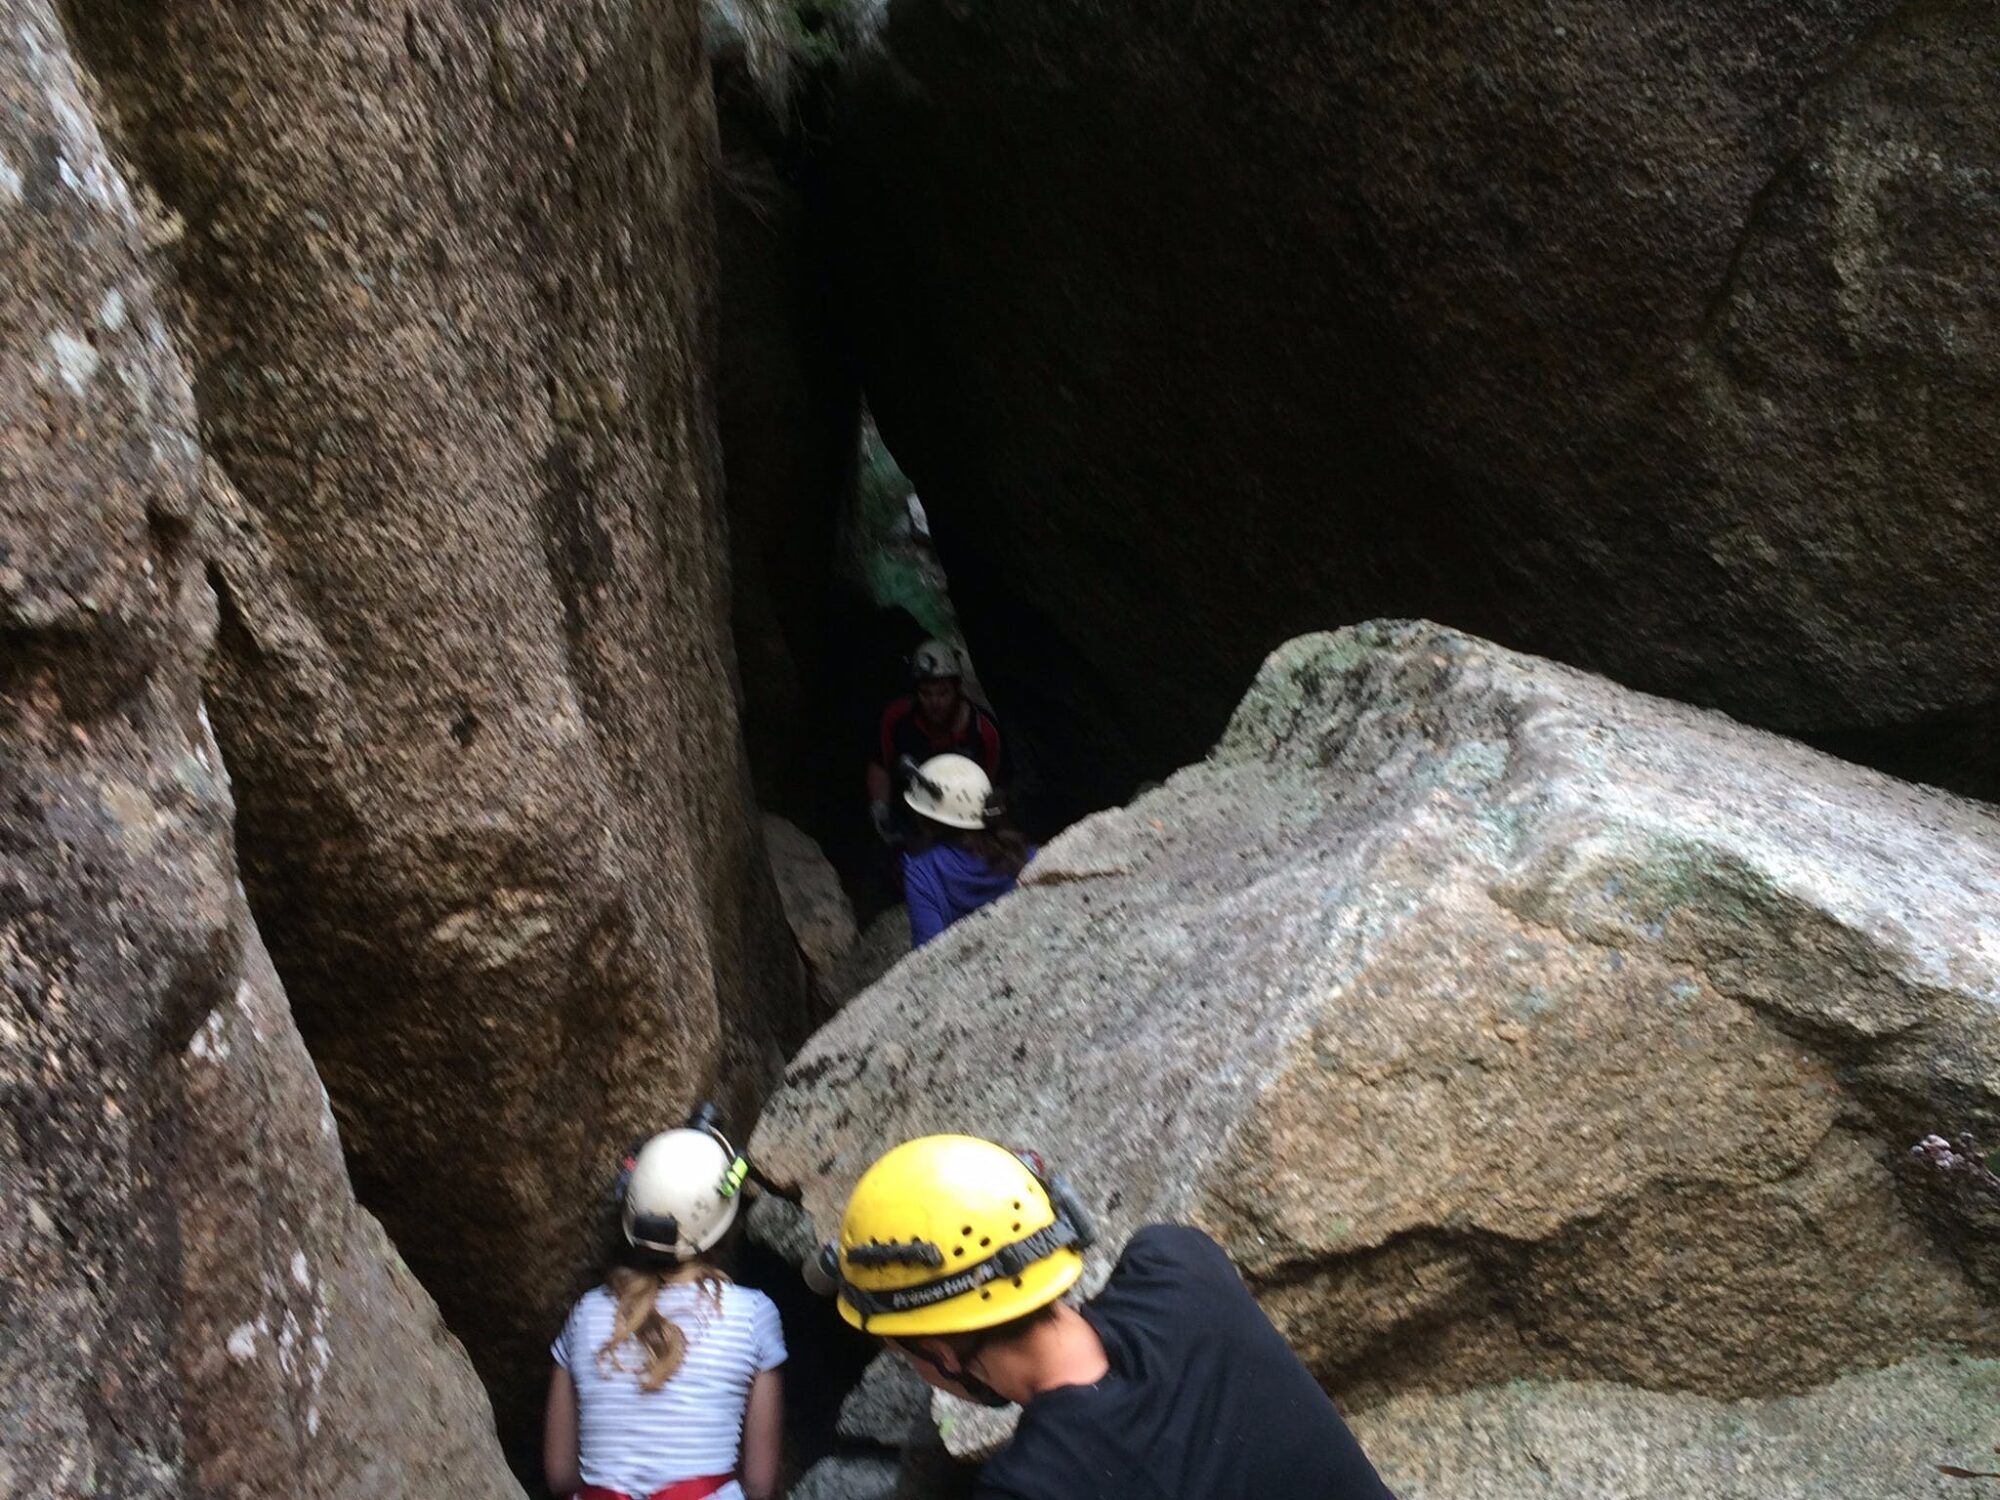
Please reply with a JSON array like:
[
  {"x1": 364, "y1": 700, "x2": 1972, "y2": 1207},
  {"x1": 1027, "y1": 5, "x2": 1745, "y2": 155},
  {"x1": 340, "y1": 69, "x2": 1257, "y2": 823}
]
[
  {"x1": 980, "y1": 1290, "x2": 992, "y2": 1300},
  {"x1": 979, "y1": 1236, "x2": 991, "y2": 1248},
  {"x1": 953, "y1": 1247, "x2": 965, "y2": 1258},
  {"x1": 961, "y1": 1226, "x2": 973, "y2": 1237},
  {"x1": 1013, "y1": 1201, "x2": 1022, "y2": 1211},
  {"x1": 1013, "y1": 1276, "x2": 1024, "y2": 1288},
  {"x1": 1012, "y1": 1222, "x2": 1021, "y2": 1232}
]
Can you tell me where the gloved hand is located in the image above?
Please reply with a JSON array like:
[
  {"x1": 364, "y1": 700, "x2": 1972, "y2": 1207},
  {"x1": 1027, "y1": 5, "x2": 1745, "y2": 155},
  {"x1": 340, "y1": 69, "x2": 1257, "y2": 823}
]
[{"x1": 869, "y1": 800, "x2": 899, "y2": 845}]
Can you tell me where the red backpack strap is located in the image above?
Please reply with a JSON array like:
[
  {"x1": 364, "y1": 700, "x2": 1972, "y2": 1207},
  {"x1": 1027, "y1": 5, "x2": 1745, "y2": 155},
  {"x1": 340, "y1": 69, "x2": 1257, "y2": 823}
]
[
  {"x1": 974, "y1": 706, "x2": 1003, "y2": 773},
  {"x1": 879, "y1": 697, "x2": 913, "y2": 769}
]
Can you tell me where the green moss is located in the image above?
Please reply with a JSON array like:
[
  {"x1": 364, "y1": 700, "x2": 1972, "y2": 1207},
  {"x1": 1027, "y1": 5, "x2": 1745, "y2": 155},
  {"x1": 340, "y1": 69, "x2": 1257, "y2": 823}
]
[
  {"x1": 853, "y1": 421, "x2": 909, "y2": 538},
  {"x1": 840, "y1": 419, "x2": 961, "y2": 642},
  {"x1": 783, "y1": 0, "x2": 853, "y2": 68}
]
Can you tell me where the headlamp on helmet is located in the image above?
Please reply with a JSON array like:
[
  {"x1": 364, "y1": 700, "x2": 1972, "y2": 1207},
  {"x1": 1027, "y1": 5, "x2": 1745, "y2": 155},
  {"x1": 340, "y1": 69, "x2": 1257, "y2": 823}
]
[
  {"x1": 910, "y1": 640, "x2": 962, "y2": 683},
  {"x1": 617, "y1": 1103, "x2": 752, "y2": 1261}
]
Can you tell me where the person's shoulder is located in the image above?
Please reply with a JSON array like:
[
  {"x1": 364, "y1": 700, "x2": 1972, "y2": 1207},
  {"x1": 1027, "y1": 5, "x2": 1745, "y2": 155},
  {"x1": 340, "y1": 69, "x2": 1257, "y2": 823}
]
[
  {"x1": 1127, "y1": 1222, "x2": 1225, "y2": 1255},
  {"x1": 1088, "y1": 1227, "x2": 1258, "y2": 1365},
  {"x1": 561, "y1": 1282, "x2": 616, "y2": 1337},
  {"x1": 723, "y1": 1281, "x2": 778, "y2": 1317},
  {"x1": 1128, "y1": 1224, "x2": 1216, "y2": 1256},
  {"x1": 938, "y1": 841, "x2": 990, "y2": 873},
  {"x1": 971, "y1": 1473, "x2": 1038, "y2": 1500},
  {"x1": 881, "y1": 695, "x2": 915, "y2": 727},
  {"x1": 1115, "y1": 1223, "x2": 1240, "y2": 1285}
]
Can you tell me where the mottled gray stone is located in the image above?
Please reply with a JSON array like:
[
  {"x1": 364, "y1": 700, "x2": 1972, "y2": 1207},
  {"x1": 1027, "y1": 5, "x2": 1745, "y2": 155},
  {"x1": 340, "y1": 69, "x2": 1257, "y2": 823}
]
[
  {"x1": 1352, "y1": 1357, "x2": 2000, "y2": 1500},
  {"x1": 753, "y1": 621, "x2": 2000, "y2": 1473},
  {"x1": 837, "y1": 1353, "x2": 934, "y2": 1446},
  {"x1": 792, "y1": 1452, "x2": 903, "y2": 1500}
]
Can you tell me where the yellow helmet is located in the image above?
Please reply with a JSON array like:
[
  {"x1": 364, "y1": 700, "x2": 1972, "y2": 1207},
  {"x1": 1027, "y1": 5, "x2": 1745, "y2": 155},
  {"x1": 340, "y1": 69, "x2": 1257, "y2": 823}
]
[{"x1": 831, "y1": 1135, "x2": 1091, "y2": 1337}]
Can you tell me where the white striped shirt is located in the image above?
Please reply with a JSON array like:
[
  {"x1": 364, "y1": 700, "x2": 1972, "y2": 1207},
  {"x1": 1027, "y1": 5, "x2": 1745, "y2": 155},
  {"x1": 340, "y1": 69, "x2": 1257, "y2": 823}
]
[{"x1": 553, "y1": 1280, "x2": 786, "y2": 1500}]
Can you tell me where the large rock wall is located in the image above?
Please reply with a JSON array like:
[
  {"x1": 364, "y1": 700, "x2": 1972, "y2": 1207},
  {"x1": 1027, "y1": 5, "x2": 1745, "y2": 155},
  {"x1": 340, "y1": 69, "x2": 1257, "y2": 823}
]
[
  {"x1": 0, "y1": 7, "x2": 517, "y2": 1491},
  {"x1": 829, "y1": 0, "x2": 2000, "y2": 819},
  {"x1": 751, "y1": 620, "x2": 2000, "y2": 1494},
  {"x1": 64, "y1": 0, "x2": 808, "y2": 1440}
]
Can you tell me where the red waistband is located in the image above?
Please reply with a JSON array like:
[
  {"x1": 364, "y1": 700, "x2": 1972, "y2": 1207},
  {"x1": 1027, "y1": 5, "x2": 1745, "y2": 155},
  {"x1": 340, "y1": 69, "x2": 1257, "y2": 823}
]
[{"x1": 575, "y1": 1477, "x2": 731, "y2": 1500}]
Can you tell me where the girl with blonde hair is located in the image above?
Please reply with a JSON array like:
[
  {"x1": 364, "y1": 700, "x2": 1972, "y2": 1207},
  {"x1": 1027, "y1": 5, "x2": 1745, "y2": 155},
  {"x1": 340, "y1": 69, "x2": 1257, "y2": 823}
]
[{"x1": 544, "y1": 1108, "x2": 784, "y2": 1500}]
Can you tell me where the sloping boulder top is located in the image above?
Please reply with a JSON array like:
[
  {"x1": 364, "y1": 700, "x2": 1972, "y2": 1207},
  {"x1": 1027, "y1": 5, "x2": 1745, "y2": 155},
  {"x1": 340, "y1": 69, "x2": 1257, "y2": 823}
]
[{"x1": 753, "y1": 621, "x2": 1999, "y2": 1411}]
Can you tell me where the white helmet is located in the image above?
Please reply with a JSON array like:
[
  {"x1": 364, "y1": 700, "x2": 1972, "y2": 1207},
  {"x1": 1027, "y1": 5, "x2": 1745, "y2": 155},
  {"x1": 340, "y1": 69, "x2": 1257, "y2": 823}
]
[
  {"x1": 910, "y1": 639, "x2": 961, "y2": 682},
  {"x1": 622, "y1": 1118, "x2": 750, "y2": 1260},
  {"x1": 904, "y1": 753, "x2": 995, "y2": 831}
]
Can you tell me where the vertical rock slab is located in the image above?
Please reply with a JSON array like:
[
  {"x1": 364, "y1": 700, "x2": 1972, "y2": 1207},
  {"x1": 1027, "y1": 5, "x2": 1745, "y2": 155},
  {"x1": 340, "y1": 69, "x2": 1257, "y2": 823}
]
[
  {"x1": 169, "y1": 924, "x2": 522, "y2": 1497},
  {"x1": 764, "y1": 814, "x2": 859, "y2": 1019},
  {"x1": 0, "y1": 7, "x2": 517, "y2": 1493},
  {"x1": 830, "y1": 0, "x2": 2000, "y2": 814},
  {"x1": 67, "y1": 0, "x2": 808, "y2": 1438}
]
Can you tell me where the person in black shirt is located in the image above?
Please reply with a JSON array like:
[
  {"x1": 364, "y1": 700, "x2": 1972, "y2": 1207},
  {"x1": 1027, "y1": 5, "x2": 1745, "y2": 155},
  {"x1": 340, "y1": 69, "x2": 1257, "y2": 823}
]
[{"x1": 810, "y1": 1134, "x2": 1397, "y2": 1500}]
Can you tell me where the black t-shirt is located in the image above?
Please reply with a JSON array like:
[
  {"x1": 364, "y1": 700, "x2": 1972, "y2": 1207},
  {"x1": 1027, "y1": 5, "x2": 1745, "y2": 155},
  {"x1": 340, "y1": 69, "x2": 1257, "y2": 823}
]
[{"x1": 974, "y1": 1225, "x2": 1397, "y2": 1500}]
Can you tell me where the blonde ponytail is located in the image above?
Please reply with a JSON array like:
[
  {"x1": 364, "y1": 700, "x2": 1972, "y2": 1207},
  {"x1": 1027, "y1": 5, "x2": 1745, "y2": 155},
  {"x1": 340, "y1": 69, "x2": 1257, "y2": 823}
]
[{"x1": 597, "y1": 1259, "x2": 727, "y2": 1393}]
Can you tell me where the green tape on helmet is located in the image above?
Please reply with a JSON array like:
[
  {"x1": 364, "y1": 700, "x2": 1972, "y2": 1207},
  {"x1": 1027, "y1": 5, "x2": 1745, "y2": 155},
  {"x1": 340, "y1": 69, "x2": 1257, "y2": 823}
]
[{"x1": 717, "y1": 1155, "x2": 750, "y2": 1199}]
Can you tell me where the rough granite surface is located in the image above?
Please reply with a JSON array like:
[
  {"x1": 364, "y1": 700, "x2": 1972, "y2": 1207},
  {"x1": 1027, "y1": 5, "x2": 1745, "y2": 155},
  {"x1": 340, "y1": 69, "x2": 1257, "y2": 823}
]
[
  {"x1": 1, "y1": 8, "x2": 519, "y2": 1491},
  {"x1": 752, "y1": 621, "x2": 2000, "y2": 1481},
  {"x1": 829, "y1": 0, "x2": 2000, "y2": 813},
  {"x1": 64, "y1": 0, "x2": 809, "y2": 1438}
]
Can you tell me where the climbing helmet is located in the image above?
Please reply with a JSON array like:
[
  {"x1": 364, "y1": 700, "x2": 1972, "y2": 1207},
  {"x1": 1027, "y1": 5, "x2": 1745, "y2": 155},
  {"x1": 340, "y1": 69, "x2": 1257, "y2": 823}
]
[
  {"x1": 910, "y1": 639, "x2": 962, "y2": 682},
  {"x1": 621, "y1": 1111, "x2": 751, "y2": 1260},
  {"x1": 831, "y1": 1134, "x2": 1091, "y2": 1336},
  {"x1": 903, "y1": 753, "x2": 995, "y2": 831}
]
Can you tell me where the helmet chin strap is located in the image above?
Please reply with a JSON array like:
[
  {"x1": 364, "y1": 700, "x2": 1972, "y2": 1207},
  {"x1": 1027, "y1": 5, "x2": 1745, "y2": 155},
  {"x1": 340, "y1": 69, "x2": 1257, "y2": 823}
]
[{"x1": 899, "y1": 1340, "x2": 1014, "y2": 1410}]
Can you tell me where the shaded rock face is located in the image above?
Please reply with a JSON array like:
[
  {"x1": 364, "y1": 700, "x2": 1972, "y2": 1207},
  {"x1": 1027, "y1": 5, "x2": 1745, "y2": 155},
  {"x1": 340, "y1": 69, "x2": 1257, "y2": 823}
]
[
  {"x1": 751, "y1": 622, "x2": 2000, "y2": 1489},
  {"x1": 828, "y1": 903, "x2": 911, "y2": 1009},
  {"x1": 65, "y1": 0, "x2": 807, "y2": 1440},
  {"x1": 172, "y1": 928, "x2": 522, "y2": 1497},
  {"x1": 713, "y1": 37, "x2": 861, "y2": 825},
  {"x1": 831, "y1": 0, "x2": 2000, "y2": 816},
  {"x1": 0, "y1": 8, "x2": 515, "y2": 1491},
  {"x1": 765, "y1": 814, "x2": 860, "y2": 1018}
]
